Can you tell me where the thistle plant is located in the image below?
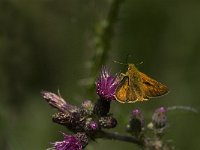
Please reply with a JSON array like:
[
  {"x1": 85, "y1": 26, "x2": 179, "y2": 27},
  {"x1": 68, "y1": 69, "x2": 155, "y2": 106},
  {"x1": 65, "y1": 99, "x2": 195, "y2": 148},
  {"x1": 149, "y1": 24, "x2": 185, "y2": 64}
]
[
  {"x1": 42, "y1": 67, "x2": 174, "y2": 150},
  {"x1": 41, "y1": 0, "x2": 197, "y2": 149}
]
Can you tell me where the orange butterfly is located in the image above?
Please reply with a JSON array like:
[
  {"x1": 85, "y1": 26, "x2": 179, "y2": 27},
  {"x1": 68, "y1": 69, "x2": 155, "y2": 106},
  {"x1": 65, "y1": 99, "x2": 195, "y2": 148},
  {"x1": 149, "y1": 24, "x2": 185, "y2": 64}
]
[{"x1": 115, "y1": 64, "x2": 169, "y2": 103}]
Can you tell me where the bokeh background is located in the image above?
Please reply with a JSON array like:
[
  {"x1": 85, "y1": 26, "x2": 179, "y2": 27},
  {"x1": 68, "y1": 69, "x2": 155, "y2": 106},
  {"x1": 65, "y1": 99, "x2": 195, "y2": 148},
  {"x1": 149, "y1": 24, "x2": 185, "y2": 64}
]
[{"x1": 0, "y1": 0, "x2": 200, "y2": 150}]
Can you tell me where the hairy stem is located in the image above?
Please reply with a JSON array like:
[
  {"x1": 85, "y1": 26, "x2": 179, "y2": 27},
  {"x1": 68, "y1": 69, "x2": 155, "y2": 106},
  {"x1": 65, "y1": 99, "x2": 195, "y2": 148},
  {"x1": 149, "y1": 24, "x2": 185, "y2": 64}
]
[{"x1": 87, "y1": 0, "x2": 124, "y2": 98}]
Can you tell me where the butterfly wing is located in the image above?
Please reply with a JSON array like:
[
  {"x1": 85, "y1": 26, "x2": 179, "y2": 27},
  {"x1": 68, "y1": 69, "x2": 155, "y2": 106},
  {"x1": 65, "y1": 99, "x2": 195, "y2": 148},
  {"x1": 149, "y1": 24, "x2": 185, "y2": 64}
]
[
  {"x1": 115, "y1": 76, "x2": 141, "y2": 103},
  {"x1": 115, "y1": 76, "x2": 129, "y2": 103},
  {"x1": 139, "y1": 72, "x2": 169, "y2": 98}
]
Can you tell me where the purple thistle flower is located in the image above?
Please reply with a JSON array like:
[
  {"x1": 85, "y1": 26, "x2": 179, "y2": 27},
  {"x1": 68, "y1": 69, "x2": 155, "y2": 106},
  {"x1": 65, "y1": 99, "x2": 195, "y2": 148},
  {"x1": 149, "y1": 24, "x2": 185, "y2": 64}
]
[
  {"x1": 152, "y1": 107, "x2": 167, "y2": 128},
  {"x1": 51, "y1": 133, "x2": 88, "y2": 150},
  {"x1": 96, "y1": 66, "x2": 120, "y2": 101}
]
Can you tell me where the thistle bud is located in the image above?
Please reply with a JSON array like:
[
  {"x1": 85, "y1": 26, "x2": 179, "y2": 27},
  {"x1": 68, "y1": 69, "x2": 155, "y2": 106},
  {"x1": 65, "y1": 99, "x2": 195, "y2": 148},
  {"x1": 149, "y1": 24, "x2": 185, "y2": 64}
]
[
  {"x1": 127, "y1": 109, "x2": 144, "y2": 136},
  {"x1": 81, "y1": 100, "x2": 94, "y2": 115},
  {"x1": 99, "y1": 116, "x2": 117, "y2": 129},
  {"x1": 152, "y1": 107, "x2": 167, "y2": 129}
]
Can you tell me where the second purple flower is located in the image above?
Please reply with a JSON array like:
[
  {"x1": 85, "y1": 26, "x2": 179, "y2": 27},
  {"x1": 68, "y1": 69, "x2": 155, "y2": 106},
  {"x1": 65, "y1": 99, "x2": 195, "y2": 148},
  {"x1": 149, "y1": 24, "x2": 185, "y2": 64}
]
[{"x1": 96, "y1": 66, "x2": 120, "y2": 101}]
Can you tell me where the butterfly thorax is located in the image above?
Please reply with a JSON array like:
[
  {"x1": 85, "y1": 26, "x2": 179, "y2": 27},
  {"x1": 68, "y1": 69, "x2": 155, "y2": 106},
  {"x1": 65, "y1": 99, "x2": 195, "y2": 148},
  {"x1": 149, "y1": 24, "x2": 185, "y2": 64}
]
[
  {"x1": 125, "y1": 64, "x2": 144, "y2": 102},
  {"x1": 127, "y1": 64, "x2": 142, "y2": 82}
]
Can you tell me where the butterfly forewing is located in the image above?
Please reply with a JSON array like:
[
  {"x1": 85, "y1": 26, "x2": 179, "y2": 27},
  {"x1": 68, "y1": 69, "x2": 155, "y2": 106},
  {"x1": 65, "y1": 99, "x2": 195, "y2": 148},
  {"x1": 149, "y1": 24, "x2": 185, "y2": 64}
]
[
  {"x1": 139, "y1": 72, "x2": 169, "y2": 98},
  {"x1": 128, "y1": 77, "x2": 146, "y2": 102}
]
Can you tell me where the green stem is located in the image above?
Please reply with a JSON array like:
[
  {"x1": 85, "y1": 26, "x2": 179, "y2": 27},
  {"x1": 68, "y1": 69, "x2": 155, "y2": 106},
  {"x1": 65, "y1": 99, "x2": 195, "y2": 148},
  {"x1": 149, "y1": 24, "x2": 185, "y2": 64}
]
[{"x1": 96, "y1": 130, "x2": 143, "y2": 146}]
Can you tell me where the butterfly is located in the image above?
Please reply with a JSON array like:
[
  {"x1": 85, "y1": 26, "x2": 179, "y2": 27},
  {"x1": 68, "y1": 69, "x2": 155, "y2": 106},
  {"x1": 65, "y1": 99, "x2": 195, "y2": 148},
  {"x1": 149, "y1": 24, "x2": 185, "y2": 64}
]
[{"x1": 115, "y1": 64, "x2": 169, "y2": 103}]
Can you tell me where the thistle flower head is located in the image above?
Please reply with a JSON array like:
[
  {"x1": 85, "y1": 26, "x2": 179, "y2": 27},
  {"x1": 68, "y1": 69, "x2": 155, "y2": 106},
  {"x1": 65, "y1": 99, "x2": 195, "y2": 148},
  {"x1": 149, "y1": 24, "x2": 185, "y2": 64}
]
[
  {"x1": 51, "y1": 133, "x2": 82, "y2": 150},
  {"x1": 96, "y1": 66, "x2": 120, "y2": 101},
  {"x1": 41, "y1": 91, "x2": 79, "y2": 113},
  {"x1": 50, "y1": 133, "x2": 88, "y2": 150}
]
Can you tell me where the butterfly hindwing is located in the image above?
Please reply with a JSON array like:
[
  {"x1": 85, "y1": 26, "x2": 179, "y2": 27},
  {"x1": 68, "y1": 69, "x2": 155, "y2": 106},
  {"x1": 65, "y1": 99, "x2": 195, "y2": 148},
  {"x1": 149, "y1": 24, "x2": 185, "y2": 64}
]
[{"x1": 115, "y1": 76, "x2": 129, "y2": 103}]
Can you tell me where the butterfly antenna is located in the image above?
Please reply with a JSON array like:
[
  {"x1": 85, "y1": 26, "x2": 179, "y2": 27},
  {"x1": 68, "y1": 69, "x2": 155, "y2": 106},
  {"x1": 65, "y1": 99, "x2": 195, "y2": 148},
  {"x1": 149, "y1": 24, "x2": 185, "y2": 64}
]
[
  {"x1": 113, "y1": 60, "x2": 127, "y2": 66},
  {"x1": 136, "y1": 61, "x2": 143, "y2": 66}
]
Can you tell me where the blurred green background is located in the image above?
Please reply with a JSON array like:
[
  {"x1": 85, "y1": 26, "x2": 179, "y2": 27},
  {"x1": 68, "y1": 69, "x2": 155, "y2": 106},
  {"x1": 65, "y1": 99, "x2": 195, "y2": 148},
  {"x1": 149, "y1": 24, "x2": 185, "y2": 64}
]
[{"x1": 0, "y1": 0, "x2": 200, "y2": 150}]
